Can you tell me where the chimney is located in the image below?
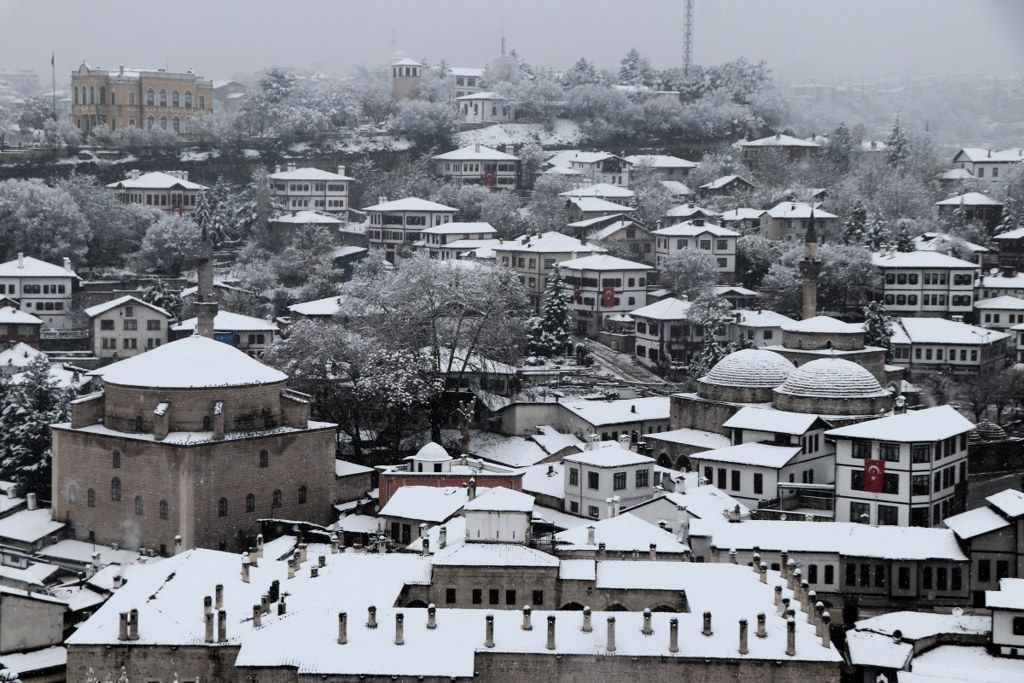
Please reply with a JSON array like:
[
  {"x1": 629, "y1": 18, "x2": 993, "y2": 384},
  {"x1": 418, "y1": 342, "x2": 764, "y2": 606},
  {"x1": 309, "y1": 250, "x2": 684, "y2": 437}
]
[
  {"x1": 215, "y1": 584, "x2": 223, "y2": 610},
  {"x1": 702, "y1": 611, "x2": 713, "y2": 636},
  {"x1": 485, "y1": 614, "x2": 495, "y2": 648},
  {"x1": 439, "y1": 526, "x2": 447, "y2": 549},
  {"x1": 395, "y1": 613, "x2": 405, "y2": 645},
  {"x1": 598, "y1": 542, "x2": 606, "y2": 560},
  {"x1": 337, "y1": 164, "x2": 346, "y2": 177},
  {"x1": 780, "y1": 597, "x2": 791, "y2": 618},
  {"x1": 269, "y1": 580, "x2": 280, "y2": 603},
  {"x1": 366, "y1": 606, "x2": 377, "y2": 629},
  {"x1": 318, "y1": 555, "x2": 326, "y2": 568},
  {"x1": 467, "y1": 478, "x2": 476, "y2": 501},
  {"x1": 757, "y1": 612, "x2": 767, "y2": 639},
  {"x1": 606, "y1": 616, "x2": 616, "y2": 652},
  {"x1": 217, "y1": 609, "x2": 227, "y2": 642},
  {"x1": 474, "y1": 142, "x2": 480, "y2": 153},
  {"x1": 759, "y1": 562, "x2": 768, "y2": 583},
  {"x1": 26, "y1": 493, "x2": 37, "y2": 510},
  {"x1": 582, "y1": 606, "x2": 592, "y2": 633},
  {"x1": 63, "y1": 256, "x2": 72, "y2": 272},
  {"x1": 738, "y1": 619, "x2": 748, "y2": 655},
  {"x1": 260, "y1": 594, "x2": 269, "y2": 615},
  {"x1": 241, "y1": 555, "x2": 250, "y2": 583},
  {"x1": 338, "y1": 612, "x2": 347, "y2": 644},
  {"x1": 427, "y1": 604, "x2": 437, "y2": 629},
  {"x1": 729, "y1": 549, "x2": 738, "y2": 564},
  {"x1": 780, "y1": 551, "x2": 789, "y2": 577},
  {"x1": 786, "y1": 619, "x2": 796, "y2": 656},
  {"x1": 774, "y1": 585, "x2": 783, "y2": 607},
  {"x1": 669, "y1": 618, "x2": 679, "y2": 652},
  {"x1": 421, "y1": 537, "x2": 430, "y2": 557},
  {"x1": 274, "y1": 164, "x2": 281, "y2": 173},
  {"x1": 299, "y1": 544, "x2": 307, "y2": 563},
  {"x1": 585, "y1": 434, "x2": 599, "y2": 450},
  {"x1": 642, "y1": 608, "x2": 653, "y2": 635},
  {"x1": 204, "y1": 595, "x2": 213, "y2": 619},
  {"x1": 113, "y1": 574, "x2": 123, "y2": 589},
  {"x1": 522, "y1": 605, "x2": 533, "y2": 631},
  {"x1": 16, "y1": 253, "x2": 23, "y2": 268},
  {"x1": 546, "y1": 615, "x2": 556, "y2": 650},
  {"x1": 649, "y1": 544, "x2": 657, "y2": 561},
  {"x1": 252, "y1": 605, "x2": 261, "y2": 629},
  {"x1": 118, "y1": 612, "x2": 129, "y2": 641},
  {"x1": 821, "y1": 612, "x2": 831, "y2": 648},
  {"x1": 310, "y1": 566, "x2": 319, "y2": 578},
  {"x1": 586, "y1": 526, "x2": 596, "y2": 545},
  {"x1": 278, "y1": 597, "x2": 287, "y2": 616}
]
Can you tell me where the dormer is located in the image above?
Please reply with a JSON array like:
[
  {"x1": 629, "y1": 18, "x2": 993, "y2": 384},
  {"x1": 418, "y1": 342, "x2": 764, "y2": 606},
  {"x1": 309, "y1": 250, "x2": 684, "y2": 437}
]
[{"x1": 462, "y1": 487, "x2": 534, "y2": 544}]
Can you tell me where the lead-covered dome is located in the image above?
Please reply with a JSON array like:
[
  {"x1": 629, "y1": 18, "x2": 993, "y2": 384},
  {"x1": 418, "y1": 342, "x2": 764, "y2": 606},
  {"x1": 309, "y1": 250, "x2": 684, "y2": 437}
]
[
  {"x1": 698, "y1": 349, "x2": 795, "y2": 403},
  {"x1": 773, "y1": 358, "x2": 892, "y2": 416}
]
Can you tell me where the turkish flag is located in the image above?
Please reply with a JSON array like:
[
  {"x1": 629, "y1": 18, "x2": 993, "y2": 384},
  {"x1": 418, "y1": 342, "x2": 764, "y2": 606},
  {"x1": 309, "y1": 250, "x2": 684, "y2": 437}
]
[
  {"x1": 573, "y1": 285, "x2": 582, "y2": 302},
  {"x1": 601, "y1": 286, "x2": 615, "y2": 307},
  {"x1": 864, "y1": 459, "x2": 885, "y2": 493},
  {"x1": 484, "y1": 169, "x2": 496, "y2": 186}
]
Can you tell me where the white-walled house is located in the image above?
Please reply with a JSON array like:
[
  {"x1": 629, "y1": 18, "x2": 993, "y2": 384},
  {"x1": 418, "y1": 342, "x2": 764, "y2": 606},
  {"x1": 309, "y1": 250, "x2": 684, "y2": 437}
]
[
  {"x1": 565, "y1": 152, "x2": 632, "y2": 187},
  {"x1": 451, "y1": 67, "x2": 485, "y2": 98},
  {"x1": 730, "y1": 309, "x2": 796, "y2": 348},
  {"x1": 889, "y1": 317, "x2": 1009, "y2": 373},
  {"x1": 631, "y1": 297, "x2": 693, "y2": 370},
  {"x1": 493, "y1": 231, "x2": 605, "y2": 312},
  {"x1": 559, "y1": 254, "x2": 651, "y2": 336},
  {"x1": 432, "y1": 144, "x2": 520, "y2": 188},
  {"x1": 170, "y1": 310, "x2": 279, "y2": 356},
  {"x1": 739, "y1": 133, "x2": 819, "y2": 165},
  {"x1": 653, "y1": 220, "x2": 739, "y2": 281},
  {"x1": 761, "y1": 202, "x2": 838, "y2": 242},
  {"x1": 106, "y1": 170, "x2": 207, "y2": 214},
  {"x1": 0, "y1": 254, "x2": 78, "y2": 331},
  {"x1": 455, "y1": 92, "x2": 514, "y2": 125},
  {"x1": 975, "y1": 295, "x2": 1024, "y2": 330},
  {"x1": 554, "y1": 396, "x2": 671, "y2": 442},
  {"x1": 720, "y1": 208, "x2": 766, "y2": 234},
  {"x1": 562, "y1": 442, "x2": 655, "y2": 519},
  {"x1": 987, "y1": 578, "x2": 1024, "y2": 657},
  {"x1": 419, "y1": 222, "x2": 497, "y2": 259},
  {"x1": 951, "y1": 147, "x2": 1024, "y2": 189},
  {"x1": 690, "y1": 442, "x2": 805, "y2": 509},
  {"x1": 936, "y1": 192, "x2": 1003, "y2": 228},
  {"x1": 827, "y1": 405, "x2": 973, "y2": 527},
  {"x1": 364, "y1": 197, "x2": 458, "y2": 264},
  {"x1": 269, "y1": 164, "x2": 353, "y2": 215},
  {"x1": 83, "y1": 295, "x2": 171, "y2": 361},
  {"x1": 872, "y1": 250, "x2": 978, "y2": 318},
  {"x1": 623, "y1": 154, "x2": 697, "y2": 180}
]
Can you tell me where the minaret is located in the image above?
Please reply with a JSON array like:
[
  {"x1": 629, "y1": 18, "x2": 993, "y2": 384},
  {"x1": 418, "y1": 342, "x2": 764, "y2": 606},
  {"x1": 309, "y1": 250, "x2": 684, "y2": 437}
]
[
  {"x1": 194, "y1": 228, "x2": 218, "y2": 339},
  {"x1": 798, "y1": 209, "x2": 821, "y2": 320}
]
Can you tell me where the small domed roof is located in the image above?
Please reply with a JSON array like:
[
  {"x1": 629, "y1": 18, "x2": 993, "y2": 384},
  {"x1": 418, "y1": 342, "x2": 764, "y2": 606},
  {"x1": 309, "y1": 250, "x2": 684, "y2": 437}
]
[
  {"x1": 701, "y1": 349, "x2": 796, "y2": 388},
  {"x1": 782, "y1": 315, "x2": 861, "y2": 334},
  {"x1": 410, "y1": 442, "x2": 452, "y2": 462},
  {"x1": 775, "y1": 358, "x2": 889, "y2": 399}
]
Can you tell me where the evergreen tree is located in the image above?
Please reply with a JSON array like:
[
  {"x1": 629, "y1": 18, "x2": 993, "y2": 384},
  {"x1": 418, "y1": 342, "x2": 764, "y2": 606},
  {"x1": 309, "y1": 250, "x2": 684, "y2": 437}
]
[
  {"x1": 528, "y1": 267, "x2": 575, "y2": 357},
  {"x1": 885, "y1": 116, "x2": 909, "y2": 169},
  {"x1": 862, "y1": 301, "x2": 894, "y2": 362},
  {"x1": 139, "y1": 279, "x2": 184, "y2": 320},
  {"x1": 0, "y1": 357, "x2": 75, "y2": 496},
  {"x1": 841, "y1": 202, "x2": 867, "y2": 245},
  {"x1": 825, "y1": 122, "x2": 853, "y2": 172},
  {"x1": 892, "y1": 220, "x2": 914, "y2": 252},
  {"x1": 864, "y1": 213, "x2": 887, "y2": 251},
  {"x1": 618, "y1": 48, "x2": 656, "y2": 87},
  {"x1": 563, "y1": 58, "x2": 601, "y2": 88}
]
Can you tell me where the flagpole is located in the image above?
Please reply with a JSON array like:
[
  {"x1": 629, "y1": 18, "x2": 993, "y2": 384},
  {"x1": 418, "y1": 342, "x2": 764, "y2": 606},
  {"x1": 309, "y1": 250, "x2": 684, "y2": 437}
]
[{"x1": 51, "y1": 53, "x2": 56, "y2": 117}]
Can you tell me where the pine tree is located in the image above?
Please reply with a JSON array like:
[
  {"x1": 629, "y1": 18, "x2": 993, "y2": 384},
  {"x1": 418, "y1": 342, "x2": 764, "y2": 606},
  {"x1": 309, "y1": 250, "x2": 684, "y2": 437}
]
[
  {"x1": 139, "y1": 279, "x2": 184, "y2": 320},
  {"x1": 842, "y1": 202, "x2": 867, "y2": 245},
  {"x1": 863, "y1": 301, "x2": 895, "y2": 362},
  {"x1": 892, "y1": 221, "x2": 914, "y2": 252},
  {"x1": 0, "y1": 357, "x2": 75, "y2": 496},
  {"x1": 618, "y1": 48, "x2": 655, "y2": 87},
  {"x1": 885, "y1": 116, "x2": 909, "y2": 169},
  {"x1": 528, "y1": 267, "x2": 575, "y2": 357},
  {"x1": 864, "y1": 213, "x2": 887, "y2": 251}
]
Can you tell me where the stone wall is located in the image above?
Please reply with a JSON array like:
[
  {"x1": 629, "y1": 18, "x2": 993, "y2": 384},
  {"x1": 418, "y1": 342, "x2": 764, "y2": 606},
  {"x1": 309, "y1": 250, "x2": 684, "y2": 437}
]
[{"x1": 67, "y1": 644, "x2": 242, "y2": 683}]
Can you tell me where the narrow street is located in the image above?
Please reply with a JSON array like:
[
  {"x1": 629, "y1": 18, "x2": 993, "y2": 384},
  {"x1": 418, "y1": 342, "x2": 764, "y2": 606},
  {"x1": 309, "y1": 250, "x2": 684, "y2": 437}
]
[{"x1": 583, "y1": 338, "x2": 671, "y2": 387}]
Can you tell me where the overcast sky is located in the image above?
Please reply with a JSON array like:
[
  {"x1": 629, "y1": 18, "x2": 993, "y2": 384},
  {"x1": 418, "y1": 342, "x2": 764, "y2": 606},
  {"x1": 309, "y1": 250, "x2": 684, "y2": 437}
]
[{"x1": 2, "y1": 0, "x2": 1022, "y2": 84}]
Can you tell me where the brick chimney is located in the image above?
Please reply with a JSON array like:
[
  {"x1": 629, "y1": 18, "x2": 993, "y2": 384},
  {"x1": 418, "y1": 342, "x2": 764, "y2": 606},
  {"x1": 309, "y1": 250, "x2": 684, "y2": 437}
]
[
  {"x1": 606, "y1": 616, "x2": 616, "y2": 652},
  {"x1": 337, "y1": 612, "x2": 347, "y2": 644}
]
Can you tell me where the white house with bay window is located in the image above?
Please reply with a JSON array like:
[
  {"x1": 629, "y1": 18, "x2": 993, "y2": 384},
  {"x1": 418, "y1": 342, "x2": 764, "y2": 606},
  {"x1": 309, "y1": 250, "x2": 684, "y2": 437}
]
[
  {"x1": 269, "y1": 164, "x2": 353, "y2": 215},
  {"x1": 432, "y1": 144, "x2": 520, "y2": 188},
  {"x1": 364, "y1": 197, "x2": 457, "y2": 264},
  {"x1": 106, "y1": 170, "x2": 207, "y2": 214},
  {"x1": 889, "y1": 317, "x2": 1009, "y2": 373},
  {"x1": 562, "y1": 441, "x2": 655, "y2": 519},
  {"x1": 828, "y1": 405, "x2": 974, "y2": 528},
  {"x1": 975, "y1": 295, "x2": 1024, "y2": 330},
  {"x1": 653, "y1": 219, "x2": 739, "y2": 282},
  {"x1": 0, "y1": 254, "x2": 78, "y2": 331},
  {"x1": 559, "y1": 254, "x2": 651, "y2": 337},
  {"x1": 872, "y1": 250, "x2": 977, "y2": 317}
]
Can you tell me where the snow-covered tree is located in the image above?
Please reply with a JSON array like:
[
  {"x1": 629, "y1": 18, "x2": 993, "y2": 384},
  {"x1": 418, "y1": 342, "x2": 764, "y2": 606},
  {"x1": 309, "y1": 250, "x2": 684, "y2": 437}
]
[
  {"x1": 562, "y1": 58, "x2": 601, "y2": 88},
  {"x1": 841, "y1": 201, "x2": 867, "y2": 245},
  {"x1": 387, "y1": 99, "x2": 457, "y2": 150},
  {"x1": 137, "y1": 214, "x2": 205, "y2": 275},
  {"x1": 658, "y1": 250, "x2": 718, "y2": 300},
  {"x1": 824, "y1": 122, "x2": 853, "y2": 172},
  {"x1": 862, "y1": 301, "x2": 894, "y2": 362},
  {"x1": 885, "y1": 116, "x2": 909, "y2": 169},
  {"x1": 16, "y1": 97, "x2": 55, "y2": 131},
  {"x1": 891, "y1": 220, "x2": 914, "y2": 252},
  {"x1": 618, "y1": 48, "x2": 656, "y2": 87},
  {"x1": 759, "y1": 264, "x2": 802, "y2": 317},
  {"x1": 528, "y1": 267, "x2": 574, "y2": 357},
  {"x1": 863, "y1": 212, "x2": 887, "y2": 251},
  {"x1": 0, "y1": 178, "x2": 91, "y2": 263},
  {"x1": 139, "y1": 279, "x2": 184, "y2": 320},
  {"x1": 735, "y1": 235, "x2": 786, "y2": 290}
]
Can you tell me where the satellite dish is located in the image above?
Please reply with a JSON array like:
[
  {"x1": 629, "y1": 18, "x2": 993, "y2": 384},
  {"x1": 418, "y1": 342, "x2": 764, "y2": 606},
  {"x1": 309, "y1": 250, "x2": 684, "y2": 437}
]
[{"x1": 927, "y1": 590, "x2": 936, "y2": 601}]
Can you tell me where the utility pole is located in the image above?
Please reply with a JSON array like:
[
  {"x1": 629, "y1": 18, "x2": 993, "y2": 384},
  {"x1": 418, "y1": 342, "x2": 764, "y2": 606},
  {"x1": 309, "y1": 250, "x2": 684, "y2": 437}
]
[{"x1": 683, "y1": 0, "x2": 694, "y2": 74}]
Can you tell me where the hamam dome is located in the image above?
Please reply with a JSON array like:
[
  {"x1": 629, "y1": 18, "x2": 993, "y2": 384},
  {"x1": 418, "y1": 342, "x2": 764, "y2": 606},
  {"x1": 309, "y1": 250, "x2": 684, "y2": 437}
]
[
  {"x1": 773, "y1": 357, "x2": 892, "y2": 416},
  {"x1": 698, "y1": 349, "x2": 796, "y2": 403}
]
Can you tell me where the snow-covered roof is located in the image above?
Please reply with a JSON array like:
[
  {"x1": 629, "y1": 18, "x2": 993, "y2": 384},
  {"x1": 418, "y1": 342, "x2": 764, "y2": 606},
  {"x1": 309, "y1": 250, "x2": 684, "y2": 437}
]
[
  {"x1": 494, "y1": 231, "x2": 606, "y2": 254},
  {"x1": 724, "y1": 406, "x2": 824, "y2": 436},
  {"x1": 720, "y1": 207, "x2": 766, "y2": 221},
  {"x1": 974, "y1": 295, "x2": 1024, "y2": 310},
  {"x1": 0, "y1": 507, "x2": 65, "y2": 543},
  {"x1": 645, "y1": 484, "x2": 751, "y2": 521},
  {"x1": 0, "y1": 255, "x2": 77, "y2": 278},
  {"x1": 693, "y1": 442, "x2": 801, "y2": 469},
  {"x1": 520, "y1": 462, "x2": 565, "y2": 499},
  {"x1": 766, "y1": 201, "x2": 837, "y2": 219},
  {"x1": 659, "y1": 180, "x2": 694, "y2": 196},
  {"x1": 83, "y1": 294, "x2": 170, "y2": 319},
  {"x1": 700, "y1": 349, "x2": 795, "y2": 389},
  {"x1": 559, "y1": 183, "x2": 635, "y2": 200},
  {"x1": 455, "y1": 90, "x2": 505, "y2": 101},
  {"x1": 445, "y1": 429, "x2": 548, "y2": 468},
  {"x1": 826, "y1": 405, "x2": 972, "y2": 442},
  {"x1": 568, "y1": 197, "x2": 635, "y2": 213},
  {"x1": 954, "y1": 147, "x2": 1024, "y2": 163},
  {"x1": 987, "y1": 577, "x2": 1024, "y2": 610},
  {"x1": 38, "y1": 539, "x2": 148, "y2": 567},
  {"x1": 905, "y1": 644, "x2": 1024, "y2": 682},
  {"x1": 432, "y1": 542, "x2": 558, "y2": 567},
  {"x1": 566, "y1": 213, "x2": 628, "y2": 229},
  {"x1": 945, "y1": 505, "x2": 1010, "y2": 540},
  {"x1": 980, "y1": 272, "x2": 1024, "y2": 288},
  {"x1": 554, "y1": 513, "x2": 688, "y2": 553},
  {"x1": 532, "y1": 428, "x2": 583, "y2": 455},
  {"x1": 872, "y1": 250, "x2": 978, "y2": 269},
  {"x1": 698, "y1": 174, "x2": 752, "y2": 190},
  {"x1": 587, "y1": 220, "x2": 647, "y2": 241},
  {"x1": 89, "y1": 335, "x2": 288, "y2": 389},
  {"x1": 624, "y1": 154, "x2": 697, "y2": 169},
  {"x1": 775, "y1": 358, "x2": 889, "y2": 400},
  {"x1": 407, "y1": 442, "x2": 452, "y2": 462},
  {"x1": 781, "y1": 315, "x2": 860, "y2": 334},
  {"x1": 986, "y1": 489, "x2": 1024, "y2": 520},
  {"x1": 432, "y1": 145, "x2": 519, "y2": 161},
  {"x1": 891, "y1": 317, "x2": 1010, "y2": 346},
  {"x1": 994, "y1": 227, "x2": 1024, "y2": 240},
  {"x1": 171, "y1": 310, "x2": 279, "y2": 333},
  {"x1": 629, "y1": 296, "x2": 693, "y2": 321},
  {"x1": 734, "y1": 309, "x2": 793, "y2": 328},
  {"x1": 652, "y1": 221, "x2": 739, "y2": 238},
  {"x1": 106, "y1": 170, "x2": 207, "y2": 190},
  {"x1": 462, "y1": 486, "x2": 534, "y2": 513},
  {"x1": 0, "y1": 644, "x2": 67, "y2": 677},
  {"x1": 420, "y1": 221, "x2": 496, "y2": 236},
  {"x1": 557, "y1": 253, "x2": 650, "y2": 271},
  {"x1": 0, "y1": 305, "x2": 42, "y2": 324},
  {"x1": 563, "y1": 442, "x2": 654, "y2": 468},
  {"x1": 854, "y1": 610, "x2": 989, "y2": 643},
  {"x1": 335, "y1": 459, "x2": 374, "y2": 477},
  {"x1": 378, "y1": 485, "x2": 475, "y2": 523},
  {"x1": 915, "y1": 231, "x2": 990, "y2": 253},
  {"x1": 645, "y1": 428, "x2": 731, "y2": 451},
  {"x1": 690, "y1": 519, "x2": 968, "y2": 561},
  {"x1": 936, "y1": 191, "x2": 1002, "y2": 207},
  {"x1": 939, "y1": 167, "x2": 975, "y2": 180},
  {"x1": 664, "y1": 204, "x2": 719, "y2": 218},
  {"x1": 269, "y1": 166, "x2": 353, "y2": 181},
  {"x1": 391, "y1": 57, "x2": 423, "y2": 66},
  {"x1": 741, "y1": 133, "x2": 819, "y2": 148},
  {"x1": 558, "y1": 396, "x2": 669, "y2": 426},
  {"x1": 428, "y1": 346, "x2": 517, "y2": 375},
  {"x1": 362, "y1": 197, "x2": 457, "y2": 212},
  {"x1": 566, "y1": 151, "x2": 628, "y2": 165},
  {"x1": 450, "y1": 66, "x2": 485, "y2": 78},
  {"x1": 272, "y1": 210, "x2": 343, "y2": 225}
]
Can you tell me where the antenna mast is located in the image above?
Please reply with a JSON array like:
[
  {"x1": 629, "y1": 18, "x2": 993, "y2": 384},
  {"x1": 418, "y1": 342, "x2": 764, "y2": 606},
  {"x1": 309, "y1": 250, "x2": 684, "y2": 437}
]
[{"x1": 683, "y1": 0, "x2": 694, "y2": 74}]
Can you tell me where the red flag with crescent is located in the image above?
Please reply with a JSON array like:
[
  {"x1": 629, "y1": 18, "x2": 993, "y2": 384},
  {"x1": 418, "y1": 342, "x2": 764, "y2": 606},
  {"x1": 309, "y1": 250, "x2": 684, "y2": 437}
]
[
  {"x1": 864, "y1": 459, "x2": 885, "y2": 493},
  {"x1": 601, "y1": 286, "x2": 615, "y2": 307}
]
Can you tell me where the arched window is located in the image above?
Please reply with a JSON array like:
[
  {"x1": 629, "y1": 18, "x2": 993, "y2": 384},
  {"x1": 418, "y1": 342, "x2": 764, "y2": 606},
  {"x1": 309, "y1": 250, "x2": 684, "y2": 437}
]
[
  {"x1": 160, "y1": 116, "x2": 167, "y2": 129},
  {"x1": 99, "y1": 86, "x2": 106, "y2": 105},
  {"x1": 146, "y1": 88, "x2": 154, "y2": 105},
  {"x1": 68, "y1": 484, "x2": 77, "y2": 504},
  {"x1": 259, "y1": 450, "x2": 269, "y2": 468},
  {"x1": 134, "y1": 495, "x2": 143, "y2": 515},
  {"x1": 297, "y1": 486, "x2": 307, "y2": 504},
  {"x1": 218, "y1": 498, "x2": 228, "y2": 517},
  {"x1": 245, "y1": 494, "x2": 255, "y2": 512},
  {"x1": 112, "y1": 450, "x2": 121, "y2": 468},
  {"x1": 172, "y1": 90, "x2": 179, "y2": 107},
  {"x1": 159, "y1": 89, "x2": 167, "y2": 106},
  {"x1": 172, "y1": 116, "x2": 180, "y2": 133},
  {"x1": 159, "y1": 499, "x2": 168, "y2": 519},
  {"x1": 272, "y1": 490, "x2": 282, "y2": 508},
  {"x1": 111, "y1": 477, "x2": 121, "y2": 501},
  {"x1": 184, "y1": 91, "x2": 193, "y2": 108},
  {"x1": 87, "y1": 488, "x2": 95, "y2": 507},
  {"x1": 147, "y1": 115, "x2": 155, "y2": 129},
  {"x1": 89, "y1": 86, "x2": 95, "y2": 104}
]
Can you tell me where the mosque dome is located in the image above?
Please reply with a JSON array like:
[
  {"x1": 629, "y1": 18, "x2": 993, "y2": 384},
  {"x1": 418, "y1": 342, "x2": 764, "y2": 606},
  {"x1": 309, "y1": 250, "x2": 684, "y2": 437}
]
[
  {"x1": 775, "y1": 358, "x2": 889, "y2": 400},
  {"x1": 412, "y1": 442, "x2": 453, "y2": 462},
  {"x1": 701, "y1": 349, "x2": 795, "y2": 389}
]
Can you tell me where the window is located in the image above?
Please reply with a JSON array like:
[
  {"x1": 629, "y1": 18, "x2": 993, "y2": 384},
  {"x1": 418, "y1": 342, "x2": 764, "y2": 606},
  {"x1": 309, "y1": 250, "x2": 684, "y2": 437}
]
[
  {"x1": 851, "y1": 470, "x2": 865, "y2": 491},
  {"x1": 111, "y1": 477, "x2": 121, "y2": 501},
  {"x1": 937, "y1": 567, "x2": 948, "y2": 591},
  {"x1": 245, "y1": 494, "x2": 255, "y2": 513},
  {"x1": 159, "y1": 499, "x2": 168, "y2": 519},
  {"x1": 587, "y1": 472, "x2": 599, "y2": 489},
  {"x1": 852, "y1": 440, "x2": 871, "y2": 459},
  {"x1": 506, "y1": 589, "x2": 517, "y2": 605},
  {"x1": 878, "y1": 443, "x2": 900, "y2": 461},
  {"x1": 297, "y1": 486, "x2": 307, "y2": 504},
  {"x1": 159, "y1": 89, "x2": 167, "y2": 106},
  {"x1": 808, "y1": 564, "x2": 818, "y2": 583},
  {"x1": 112, "y1": 450, "x2": 121, "y2": 468},
  {"x1": 100, "y1": 319, "x2": 115, "y2": 331},
  {"x1": 824, "y1": 565, "x2": 834, "y2": 585},
  {"x1": 635, "y1": 469, "x2": 649, "y2": 487},
  {"x1": 488, "y1": 589, "x2": 499, "y2": 605},
  {"x1": 446, "y1": 588, "x2": 457, "y2": 604},
  {"x1": 134, "y1": 495, "x2": 144, "y2": 515},
  {"x1": 613, "y1": 472, "x2": 626, "y2": 490},
  {"x1": 1013, "y1": 617, "x2": 1024, "y2": 636},
  {"x1": 730, "y1": 470, "x2": 740, "y2": 491},
  {"x1": 272, "y1": 489, "x2": 282, "y2": 508},
  {"x1": 912, "y1": 474, "x2": 930, "y2": 496},
  {"x1": 172, "y1": 90, "x2": 179, "y2": 107},
  {"x1": 859, "y1": 563, "x2": 870, "y2": 587},
  {"x1": 588, "y1": 505, "x2": 599, "y2": 518},
  {"x1": 199, "y1": 95, "x2": 206, "y2": 110},
  {"x1": 68, "y1": 484, "x2": 77, "y2": 504},
  {"x1": 472, "y1": 589, "x2": 482, "y2": 604},
  {"x1": 124, "y1": 319, "x2": 137, "y2": 331},
  {"x1": 845, "y1": 563, "x2": 856, "y2": 586},
  {"x1": 911, "y1": 444, "x2": 931, "y2": 464},
  {"x1": 218, "y1": 498, "x2": 228, "y2": 517},
  {"x1": 753, "y1": 473, "x2": 763, "y2": 495},
  {"x1": 850, "y1": 501, "x2": 870, "y2": 523},
  {"x1": 532, "y1": 590, "x2": 544, "y2": 605},
  {"x1": 923, "y1": 566, "x2": 933, "y2": 589},
  {"x1": 877, "y1": 505, "x2": 899, "y2": 526},
  {"x1": 160, "y1": 116, "x2": 167, "y2": 129},
  {"x1": 569, "y1": 468, "x2": 579, "y2": 486},
  {"x1": 259, "y1": 450, "x2": 269, "y2": 468},
  {"x1": 883, "y1": 473, "x2": 900, "y2": 495},
  {"x1": 87, "y1": 488, "x2": 95, "y2": 507},
  {"x1": 147, "y1": 319, "x2": 161, "y2": 331},
  {"x1": 185, "y1": 91, "x2": 192, "y2": 108}
]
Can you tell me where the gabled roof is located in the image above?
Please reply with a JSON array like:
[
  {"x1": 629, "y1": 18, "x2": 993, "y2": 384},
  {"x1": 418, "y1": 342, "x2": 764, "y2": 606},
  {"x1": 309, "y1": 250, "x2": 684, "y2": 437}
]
[
  {"x1": 664, "y1": 204, "x2": 719, "y2": 218},
  {"x1": 872, "y1": 250, "x2": 978, "y2": 269},
  {"x1": 825, "y1": 405, "x2": 974, "y2": 442},
  {"x1": 106, "y1": 171, "x2": 207, "y2": 190},
  {"x1": 741, "y1": 134, "x2": 820, "y2": 148},
  {"x1": 720, "y1": 207, "x2": 766, "y2": 221},
  {"x1": 432, "y1": 145, "x2": 519, "y2": 161},
  {"x1": 945, "y1": 505, "x2": 1010, "y2": 540},
  {"x1": 953, "y1": 147, "x2": 1024, "y2": 163},
  {"x1": 558, "y1": 396, "x2": 669, "y2": 426},
  {"x1": 171, "y1": 310, "x2": 279, "y2": 333},
  {"x1": 936, "y1": 191, "x2": 1002, "y2": 207},
  {"x1": 766, "y1": 201, "x2": 837, "y2": 219},
  {"x1": 691, "y1": 442, "x2": 802, "y2": 469},
  {"x1": 362, "y1": 197, "x2": 457, "y2": 212},
  {"x1": 734, "y1": 309, "x2": 793, "y2": 328},
  {"x1": 554, "y1": 513, "x2": 688, "y2": 553},
  {"x1": 653, "y1": 221, "x2": 739, "y2": 238},
  {"x1": 891, "y1": 317, "x2": 1009, "y2": 346},
  {"x1": 723, "y1": 406, "x2": 825, "y2": 436},
  {"x1": 623, "y1": 154, "x2": 697, "y2": 169},
  {"x1": 587, "y1": 220, "x2": 649, "y2": 242},
  {"x1": 455, "y1": 91, "x2": 505, "y2": 101},
  {"x1": 83, "y1": 295, "x2": 170, "y2": 319},
  {"x1": 463, "y1": 487, "x2": 534, "y2": 513},
  {"x1": 630, "y1": 296, "x2": 693, "y2": 321},
  {"x1": 559, "y1": 183, "x2": 635, "y2": 200},
  {"x1": 782, "y1": 315, "x2": 860, "y2": 334},
  {"x1": 698, "y1": 174, "x2": 754, "y2": 191},
  {"x1": 986, "y1": 577, "x2": 1024, "y2": 610},
  {"x1": 0, "y1": 305, "x2": 42, "y2": 324},
  {"x1": 272, "y1": 211, "x2": 343, "y2": 225},
  {"x1": 974, "y1": 295, "x2": 1024, "y2": 310},
  {"x1": 659, "y1": 180, "x2": 694, "y2": 196},
  {"x1": 568, "y1": 197, "x2": 635, "y2": 213},
  {"x1": 563, "y1": 443, "x2": 654, "y2": 468},
  {"x1": 450, "y1": 67, "x2": 485, "y2": 78},
  {"x1": 566, "y1": 151, "x2": 630, "y2": 165},
  {"x1": 378, "y1": 485, "x2": 474, "y2": 523},
  {"x1": 557, "y1": 253, "x2": 651, "y2": 271},
  {"x1": 269, "y1": 167, "x2": 353, "y2": 181},
  {"x1": 986, "y1": 489, "x2": 1024, "y2": 520},
  {"x1": 420, "y1": 221, "x2": 496, "y2": 235},
  {"x1": 493, "y1": 231, "x2": 605, "y2": 254},
  {"x1": 0, "y1": 255, "x2": 77, "y2": 278}
]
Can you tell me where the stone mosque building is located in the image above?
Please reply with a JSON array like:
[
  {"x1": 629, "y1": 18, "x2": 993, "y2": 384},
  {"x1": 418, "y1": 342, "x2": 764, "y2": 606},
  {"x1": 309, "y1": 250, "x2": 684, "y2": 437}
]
[{"x1": 50, "y1": 257, "x2": 336, "y2": 555}]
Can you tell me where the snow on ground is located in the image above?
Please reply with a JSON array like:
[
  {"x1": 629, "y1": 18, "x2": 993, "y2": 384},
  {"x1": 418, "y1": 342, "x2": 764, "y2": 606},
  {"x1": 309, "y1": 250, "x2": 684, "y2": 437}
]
[
  {"x1": 242, "y1": 148, "x2": 262, "y2": 159},
  {"x1": 179, "y1": 149, "x2": 221, "y2": 162},
  {"x1": 456, "y1": 120, "x2": 583, "y2": 149}
]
